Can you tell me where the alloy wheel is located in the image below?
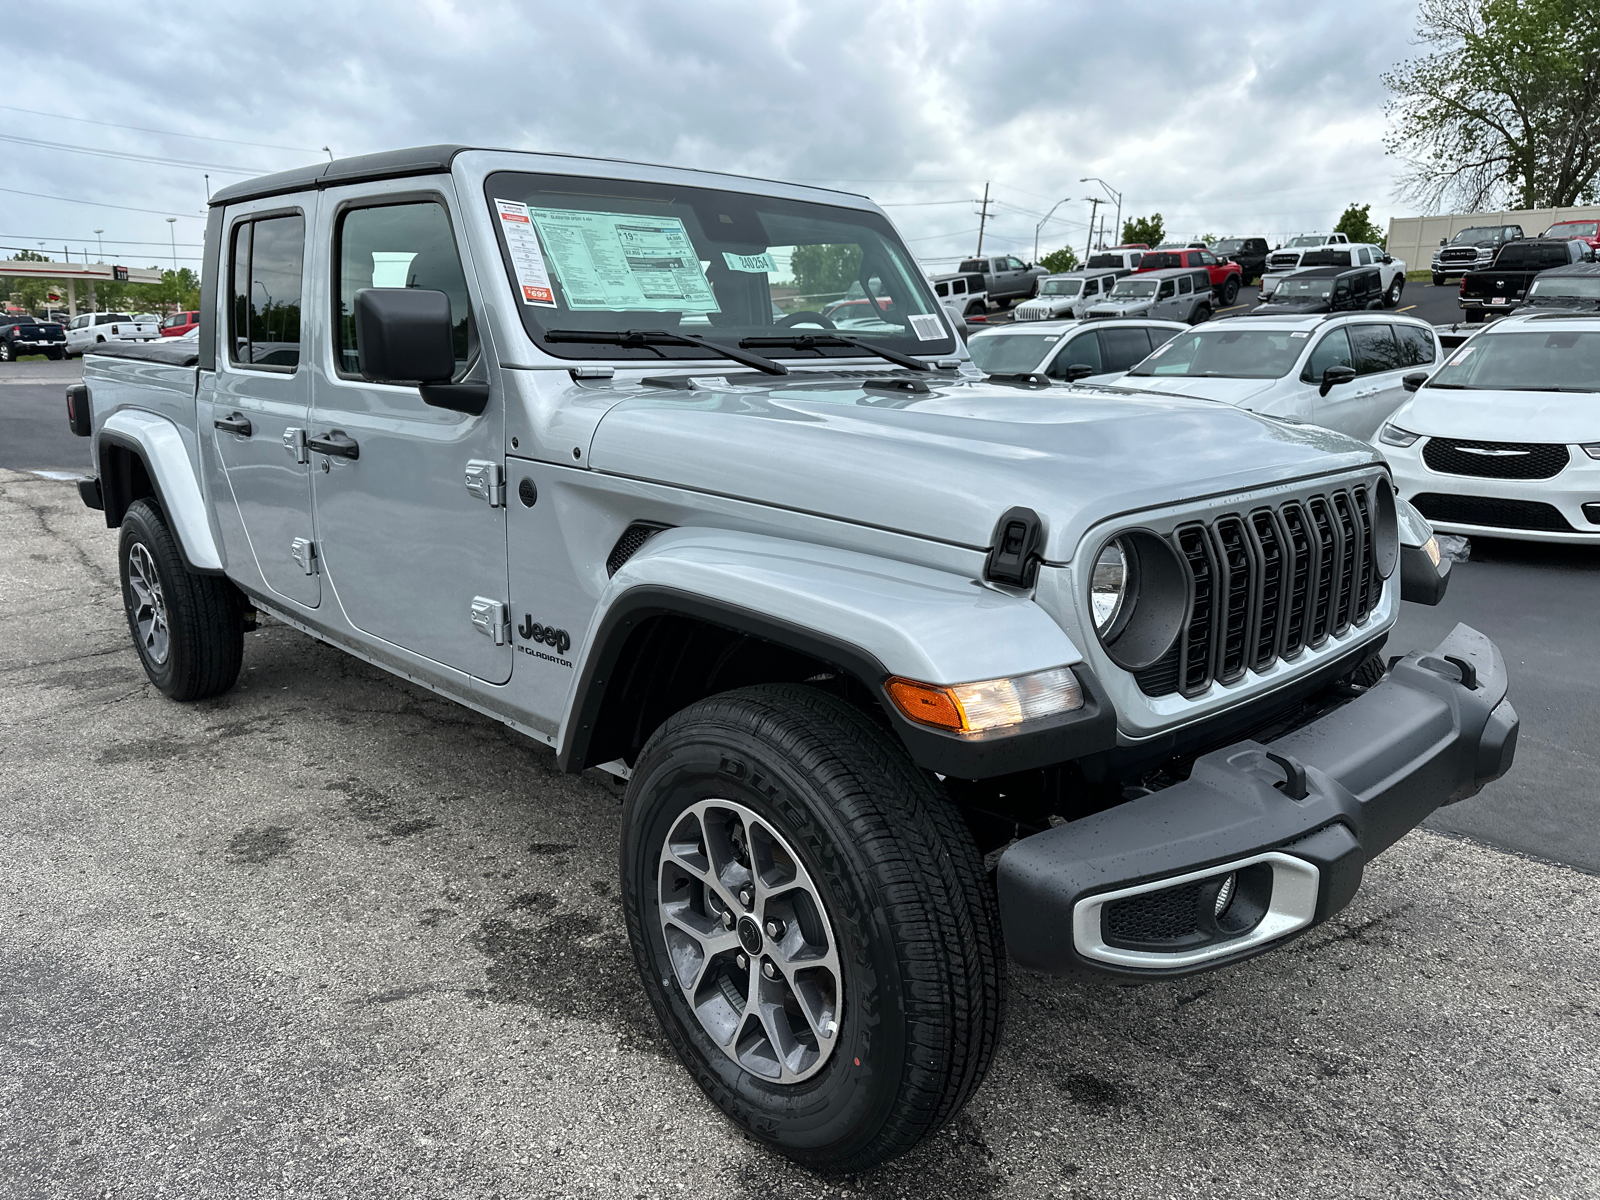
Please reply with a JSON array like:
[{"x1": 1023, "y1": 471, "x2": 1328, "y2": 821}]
[
  {"x1": 126, "y1": 542, "x2": 170, "y2": 665},
  {"x1": 656, "y1": 798, "x2": 842, "y2": 1084}
]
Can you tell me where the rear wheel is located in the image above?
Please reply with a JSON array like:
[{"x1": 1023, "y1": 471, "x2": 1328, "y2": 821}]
[
  {"x1": 621, "y1": 683, "x2": 1004, "y2": 1172},
  {"x1": 1220, "y1": 277, "x2": 1240, "y2": 306},
  {"x1": 118, "y1": 499, "x2": 244, "y2": 700},
  {"x1": 1190, "y1": 303, "x2": 1212, "y2": 325},
  {"x1": 1464, "y1": 309, "x2": 1485, "y2": 324},
  {"x1": 0, "y1": 342, "x2": 12, "y2": 362}
]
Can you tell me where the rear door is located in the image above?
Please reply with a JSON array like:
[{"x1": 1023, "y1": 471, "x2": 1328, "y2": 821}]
[
  {"x1": 210, "y1": 202, "x2": 320, "y2": 608},
  {"x1": 1341, "y1": 322, "x2": 1409, "y2": 438},
  {"x1": 308, "y1": 180, "x2": 510, "y2": 684},
  {"x1": 1096, "y1": 324, "x2": 1155, "y2": 374}
]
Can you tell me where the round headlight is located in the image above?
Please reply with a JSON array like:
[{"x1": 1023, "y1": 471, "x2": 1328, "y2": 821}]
[{"x1": 1091, "y1": 539, "x2": 1130, "y2": 633}]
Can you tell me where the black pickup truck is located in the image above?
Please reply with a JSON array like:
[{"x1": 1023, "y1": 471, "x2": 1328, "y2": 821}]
[
  {"x1": 1459, "y1": 238, "x2": 1590, "y2": 321},
  {"x1": 1212, "y1": 236, "x2": 1270, "y2": 284}
]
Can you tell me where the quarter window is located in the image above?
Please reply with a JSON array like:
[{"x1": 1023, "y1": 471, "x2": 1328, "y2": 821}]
[
  {"x1": 335, "y1": 201, "x2": 471, "y2": 377},
  {"x1": 1178, "y1": 276, "x2": 1192, "y2": 295},
  {"x1": 228, "y1": 214, "x2": 305, "y2": 368}
]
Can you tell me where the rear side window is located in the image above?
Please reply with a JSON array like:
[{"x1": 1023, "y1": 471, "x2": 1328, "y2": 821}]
[
  {"x1": 335, "y1": 201, "x2": 471, "y2": 378},
  {"x1": 958, "y1": 260, "x2": 985, "y2": 274},
  {"x1": 1178, "y1": 275, "x2": 1193, "y2": 295},
  {"x1": 1098, "y1": 326, "x2": 1153, "y2": 373},
  {"x1": 1302, "y1": 328, "x2": 1354, "y2": 381},
  {"x1": 1047, "y1": 331, "x2": 1102, "y2": 378},
  {"x1": 1395, "y1": 324, "x2": 1436, "y2": 366},
  {"x1": 1349, "y1": 324, "x2": 1402, "y2": 374},
  {"x1": 228, "y1": 214, "x2": 305, "y2": 368}
]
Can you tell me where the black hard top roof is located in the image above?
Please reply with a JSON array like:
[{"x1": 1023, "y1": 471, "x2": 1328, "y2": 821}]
[{"x1": 208, "y1": 143, "x2": 868, "y2": 209}]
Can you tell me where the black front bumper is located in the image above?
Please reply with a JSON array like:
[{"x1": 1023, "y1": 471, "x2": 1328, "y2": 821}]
[{"x1": 997, "y1": 623, "x2": 1517, "y2": 980}]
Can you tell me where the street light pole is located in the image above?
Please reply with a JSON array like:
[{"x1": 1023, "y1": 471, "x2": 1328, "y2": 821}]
[
  {"x1": 1033, "y1": 197, "x2": 1074, "y2": 261},
  {"x1": 94, "y1": 229, "x2": 104, "y2": 262},
  {"x1": 166, "y1": 218, "x2": 178, "y2": 271},
  {"x1": 1081, "y1": 177, "x2": 1123, "y2": 246}
]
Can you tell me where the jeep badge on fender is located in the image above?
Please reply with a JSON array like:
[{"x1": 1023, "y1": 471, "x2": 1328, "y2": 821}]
[{"x1": 518, "y1": 615, "x2": 570, "y2": 656}]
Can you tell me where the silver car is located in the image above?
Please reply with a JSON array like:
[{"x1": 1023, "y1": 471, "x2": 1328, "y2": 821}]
[
  {"x1": 1086, "y1": 267, "x2": 1214, "y2": 324},
  {"x1": 965, "y1": 317, "x2": 1186, "y2": 381},
  {"x1": 1011, "y1": 269, "x2": 1126, "y2": 321}
]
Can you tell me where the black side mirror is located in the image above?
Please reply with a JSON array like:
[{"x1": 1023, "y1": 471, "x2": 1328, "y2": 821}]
[
  {"x1": 1381, "y1": 254, "x2": 1393, "y2": 264},
  {"x1": 353, "y1": 288, "x2": 486, "y2": 415},
  {"x1": 1439, "y1": 237, "x2": 1448, "y2": 246},
  {"x1": 1403, "y1": 371, "x2": 1429, "y2": 392},
  {"x1": 1063, "y1": 363, "x2": 1096, "y2": 381},
  {"x1": 1319, "y1": 364, "x2": 1357, "y2": 396}
]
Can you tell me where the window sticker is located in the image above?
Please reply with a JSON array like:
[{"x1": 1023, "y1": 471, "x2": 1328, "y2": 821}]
[
  {"x1": 528, "y1": 208, "x2": 720, "y2": 314},
  {"x1": 1447, "y1": 346, "x2": 1475, "y2": 366},
  {"x1": 907, "y1": 312, "x2": 945, "y2": 341},
  {"x1": 722, "y1": 250, "x2": 778, "y2": 274},
  {"x1": 1147, "y1": 342, "x2": 1172, "y2": 356},
  {"x1": 1290, "y1": 330, "x2": 1311, "y2": 338},
  {"x1": 495, "y1": 200, "x2": 556, "y2": 307}
]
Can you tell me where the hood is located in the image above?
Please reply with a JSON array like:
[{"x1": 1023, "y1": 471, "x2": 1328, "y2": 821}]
[
  {"x1": 1088, "y1": 299, "x2": 1151, "y2": 315},
  {"x1": 1252, "y1": 299, "x2": 1328, "y2": 315},
  {"x1": 587, "y1": 374, "x2": 1377, "y2": 561},
  {"x1": 1103, "y1": 374, "x2": 1281, "y2": 407},
  {"x1": 1015, "y1": 298, "x2": 1075, "y2": 318},
  {"x1": 1391, "y1": 388, "x2": 1600, "y2": 443}
]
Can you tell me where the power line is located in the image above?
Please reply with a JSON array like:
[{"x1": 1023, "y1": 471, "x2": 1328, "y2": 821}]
[
  {"x1": 0, "y1": 186, "x2": 203, "y2": 219},
  {"x1": 879, "y1": 199, "x2": 978, "y2": 207},
  {"x1": 0, "y1": 234, "x2": 204, "y2": 247},
  {"x1": 0, "y1": 243, "x2": 201, "y2": 262},
  {"x1": 0, "y1": 103, "x2": 320, "y2": 154},
  {"x1": 0, "y1": 132, "x2": 263, "y2": 175}
]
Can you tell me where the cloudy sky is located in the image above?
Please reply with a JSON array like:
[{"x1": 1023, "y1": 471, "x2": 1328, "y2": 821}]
[{"x1": 3, "y1": 0, "x2": 1422, "y2": 273}]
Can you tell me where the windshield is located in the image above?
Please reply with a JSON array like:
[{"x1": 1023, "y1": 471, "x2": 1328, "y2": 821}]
[
  {"x1": 1039, "y1": 279, "x2": 1082, "y2": 296},
  {"x1": 1427, "y1": 330, "x2": 1600, "y2": 391},
  {"x1": 1212, "y1": 239, "x2": 1245, "y2": 254},
  {"x1": 1527, "y1": 277, "x2": 1600, "y2": 300},
  {"x1": 1545, "y1": 222, "x2": 1599, "y2": 238},
  {"x1": 1287, "y1": 236, "x2": 1325, "y2": 248},
  {"x1": 1111, "y1": 279, "x2": 1158, "y2": 299},
  {"x1": 1451, "y1": 228, "x2": 1503, "y2": 246},
  {"x1": 1128, "y1": 327, "x2": 1303, "y2": 378},
  {"x1": 484, "y1": 171, "x2": 953, "y2": 362},
  {"x1": 1272, "y1": 276, "x2": 1335, "y2": 299},
  {"x1": 966, "y1": 332, "x2": 1062, "y2": 374}
]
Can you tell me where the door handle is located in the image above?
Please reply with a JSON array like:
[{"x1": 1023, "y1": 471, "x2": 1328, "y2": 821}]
[
  {"x1": 307, "y1": 430, "x2": 359, "y2": 460},
  {"x1": 213, "y1": 411, "x2": 252, "y2": 437}
]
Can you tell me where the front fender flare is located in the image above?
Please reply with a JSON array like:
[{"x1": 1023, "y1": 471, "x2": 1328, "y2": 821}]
[
  {"x1": 97, "y1": 409, "x2": 223, "y2": 573},
  {"x1": 557, "y1": 528, "x2": 1116, "y2": 779}
]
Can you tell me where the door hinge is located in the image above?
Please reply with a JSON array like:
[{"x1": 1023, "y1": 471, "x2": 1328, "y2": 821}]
[
  {"x1": 282, "y1": 427, "x2": 308, "y2": 464},
  {"x1": 464, "y1": 459, "x2": 505, "y2": 507},
  {"x1": 290, "y1": 537, "x2": 318, "y2": 575},
  {"x1": 470, "y1": 596, "x2": 510, "y2": 645}
]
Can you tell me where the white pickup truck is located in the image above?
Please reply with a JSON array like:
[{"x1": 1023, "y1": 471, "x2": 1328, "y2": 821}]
[{"x1": 64, "y1": 312, "x2": 161, "y2": 357}]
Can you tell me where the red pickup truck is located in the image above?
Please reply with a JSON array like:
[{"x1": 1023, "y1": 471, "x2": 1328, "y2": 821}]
[{"x1": 1134, "y1": 248, "x2": 1243, "y2": 305}]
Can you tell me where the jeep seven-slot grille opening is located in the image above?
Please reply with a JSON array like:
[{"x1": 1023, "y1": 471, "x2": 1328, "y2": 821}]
[{"x1": 1134, "y1": 485, "x2": 1380, "y2": 698}]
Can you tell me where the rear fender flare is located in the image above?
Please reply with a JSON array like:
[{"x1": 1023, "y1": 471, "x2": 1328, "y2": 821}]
[{"x1": 97, "y1": 409, "x2": 223, "y2": 574}]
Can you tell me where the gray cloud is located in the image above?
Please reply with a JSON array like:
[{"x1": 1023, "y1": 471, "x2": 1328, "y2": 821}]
[{"x1": 3, "y1": 0, "x2": 1421, "y2": 271}]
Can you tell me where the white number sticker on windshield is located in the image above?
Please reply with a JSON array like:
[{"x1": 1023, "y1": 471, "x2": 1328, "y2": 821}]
[
  {"x1": 528, "y1": 208, "x2": 720, "y2": 314},
  {"x1": 1447, "y1": 347, "x2": 1475, "y2": 366},
  {"x1": 907, "y1": 313, "x2": 944, "y2": 341},
  {"x1": 721, "y1": 251, "x2": 777, "y2": 273},
  {"x1": 494, "y1": 199, "x2": 556, "y2": 307}
]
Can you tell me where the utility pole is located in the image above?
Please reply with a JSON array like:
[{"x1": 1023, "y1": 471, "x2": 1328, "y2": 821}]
[
  {"x1": 1083, "y1": 197, "x2": 1103, "y2": 260},
  {"x1": 975, "y1": 182, "x2": 992, "y2": 256}
]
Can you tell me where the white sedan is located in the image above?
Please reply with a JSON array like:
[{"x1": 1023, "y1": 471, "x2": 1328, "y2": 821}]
[
  {"x1": 1375, "y1": 312, "x2": 1600, "y2": 543},
  {"x1": 964, "y1": 318, "x2": 1187, "y2": 383}
]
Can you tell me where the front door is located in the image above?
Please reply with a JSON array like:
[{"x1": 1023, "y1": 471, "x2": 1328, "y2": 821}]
[
  {"x1": 211, "y1": 206, "x2": 320, "y2": 608},
  {"x1": 309, "y1": 185, "x2": 511, "y2": 684}
]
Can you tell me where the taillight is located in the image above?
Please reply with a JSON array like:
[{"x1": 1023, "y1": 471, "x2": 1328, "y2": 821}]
[{"x1": 1458, "y1": 277, "x2": 1467, "y2": 293}]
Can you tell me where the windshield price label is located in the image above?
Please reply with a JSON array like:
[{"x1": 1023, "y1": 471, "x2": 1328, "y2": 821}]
[
  {"x1": 530, "y1": 208, "x2": 720, "y2": 314},
  {"x1": 495, "y1": 199, "x2": 556, "y2": 307}
]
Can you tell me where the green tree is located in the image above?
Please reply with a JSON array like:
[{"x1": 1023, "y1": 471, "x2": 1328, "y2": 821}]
[
  {"x1": 1039, "y1": 246, "x2": 1079, "y2": 273},
  {"x1": 1333, "y1": 203, "x2": 1387, "y2": 248},
  {"x1": 10, "y1": 249, "x2": 49, "y2": 262},
  {"x1": 1121, "y1": 213, "x2": 1164, "y2": 247},
  {"x1": 1384, "y1": 0, "x2": 1600, "y2": 211},
  {"x1": 789, "y1": 243, "x2": 862, "y2": 305}
]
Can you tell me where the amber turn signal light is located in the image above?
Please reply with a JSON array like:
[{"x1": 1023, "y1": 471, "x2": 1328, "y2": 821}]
[{"x1": 885, "y1": 667, "x2": 1083, "y2": 734}]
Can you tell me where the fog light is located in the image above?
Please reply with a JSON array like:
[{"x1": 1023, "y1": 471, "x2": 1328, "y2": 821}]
[
  {"x1": 1213, "y1": 872, "x2": 1237, "y2": 918},
  {"x1": 886, "y1": 666, "x2": 1083, "y2": 733}
]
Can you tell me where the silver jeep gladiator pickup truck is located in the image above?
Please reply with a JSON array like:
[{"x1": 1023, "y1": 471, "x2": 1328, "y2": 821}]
[{"x1": 65, "y1": 145, "x2": 1517, "y2": 1172}]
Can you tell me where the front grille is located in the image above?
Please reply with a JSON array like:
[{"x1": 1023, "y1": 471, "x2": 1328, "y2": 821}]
[
  {"x1": 1269, "y1": 254, "x2": 1300, "y2": 269},
  {"x1": 1423, "y1": 438, "x2": 1570, "y2": 480},
  {"x1": 1134, "y1": 483, "x2": 1384, "y2": 698},
  {"x1": 1411, "y1": 493, "x2": 1574, "y2": 532},
  {"x1": 1439, "y1": 248, "x2": 1482, "y2": 263}
]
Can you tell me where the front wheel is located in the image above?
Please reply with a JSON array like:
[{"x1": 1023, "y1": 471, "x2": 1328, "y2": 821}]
[
  {"x1": 118, "y1": 499, "x2": 244, "y2": 700},
  {"x1": 621, "y1": 684, "x2": 1004, "y2": 1171},
  {"x1": 1432, "y1": 273, "x2": 1447, "y2": 287},
  {"x1": 1386, "y1": 278, "x2": 1405, "y2": 308}
]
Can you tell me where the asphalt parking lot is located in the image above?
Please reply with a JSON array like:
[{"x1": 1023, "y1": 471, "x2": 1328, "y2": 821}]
[{"x1": 2, "y1": 326, "x2": 1597, "y2": 1197}]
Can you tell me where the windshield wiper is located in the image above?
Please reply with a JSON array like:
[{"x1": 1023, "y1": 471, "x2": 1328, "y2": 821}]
[
  {"x1": 738, "y1": 332, "x2": 931, "y2": 372},
  {"x1": 543, "y1": 328, "x2": 788, "y2": 376},
  {"x1": 1423, "y1": 382, "x2": 1470, "y2": 389}
]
